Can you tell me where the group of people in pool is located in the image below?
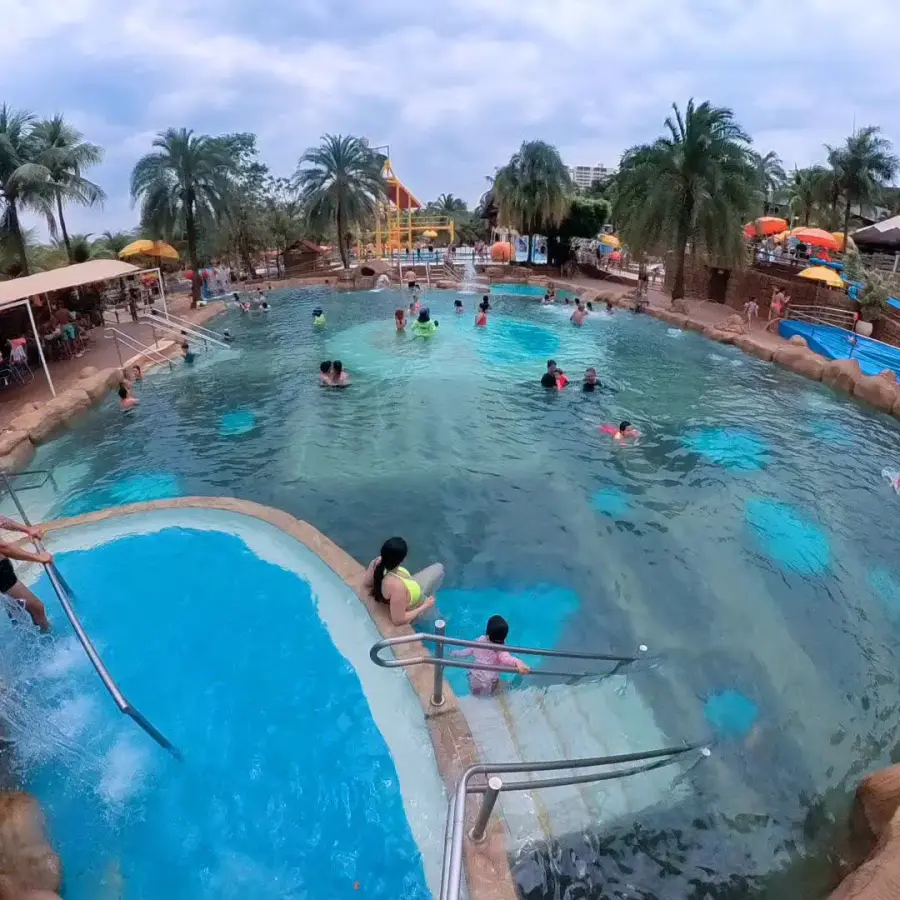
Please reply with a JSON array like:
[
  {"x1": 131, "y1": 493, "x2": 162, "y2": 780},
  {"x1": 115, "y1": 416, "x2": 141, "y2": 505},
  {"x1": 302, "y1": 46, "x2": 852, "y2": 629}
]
[
  {"x1": 364, "y1": 536, "x2": 529, "y2": 694},
  {"x1": 540, "y1": 360, "x2": 641, "y2": 441},
  {"x1": 318, "y1": 359, "x2": 350, "y2": 387},
  {"x1": 233, "y1": 286, "x2": 272, "y2": 313}
]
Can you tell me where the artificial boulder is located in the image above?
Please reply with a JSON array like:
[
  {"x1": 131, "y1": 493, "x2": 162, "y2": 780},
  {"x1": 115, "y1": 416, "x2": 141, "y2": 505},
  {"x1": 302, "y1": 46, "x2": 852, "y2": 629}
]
[
  {"x1": 823, "y1": 358, "x2": 863, "y2": 394},
  {"x1": 77, "y1": 366, "x2": 99, "y2": 379},
  {"x1": 45, "y1": 389, "x2": 91, "y2": 423},
  {"x1": 719, "y1": 314, "x2": 747, "y2": 335},
  {"x1": 653, "y1": 309, "x2": 680, "y2": 326},
  {"x1": 773, "y1": 346, "x2": 825, "y2": 381},
  {"x1": 702, "y1": 327, "x2": 734, "y2": 344},
  {"x1": 671, "y1": 298, "x2": 691, "y2": 315},
  {"x1": 0, "y1": 793, "x2": 61, "y2": 896},
  {"x1": 0, "y1": 437, "x2": 34, "y2": 473},
  {"x1": 8, "y1": 406, "x2": 67, "y2": 445},
  {"x1": 683, "y1": 318, "x2": 706, "y2": 334},
  {"x1": 80, "y1": 370, "x2": 118, "y2": 403},
  {"x1": 733, "y1": 335, "x2": 775, "y2": 361},
  {"x1": 853, "y1": 373, "x2": 900, "y2": 413}
]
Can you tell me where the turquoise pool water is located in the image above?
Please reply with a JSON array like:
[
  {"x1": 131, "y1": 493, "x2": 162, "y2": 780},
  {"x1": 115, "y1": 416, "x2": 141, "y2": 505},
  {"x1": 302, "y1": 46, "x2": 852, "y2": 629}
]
[
  {"x1": 16, "y1": 285, "x2": 900, "y2": 898},
  {"x1": 3, "y1": 511, "x2": 443, "y2": 899},
  {"x1": 490, "y1": 282, "x2": 575, "y2": 298}
]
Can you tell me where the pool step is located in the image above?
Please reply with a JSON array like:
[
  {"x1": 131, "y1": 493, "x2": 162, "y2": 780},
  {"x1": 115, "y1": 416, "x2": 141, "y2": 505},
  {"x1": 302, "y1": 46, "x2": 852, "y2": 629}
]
[{"x1": 457, "y1": 676, "x2": 689, "y2": 850}]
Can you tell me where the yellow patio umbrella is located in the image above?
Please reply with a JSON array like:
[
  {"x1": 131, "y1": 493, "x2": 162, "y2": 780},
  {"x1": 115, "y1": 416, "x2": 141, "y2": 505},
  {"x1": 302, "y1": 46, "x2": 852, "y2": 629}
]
[
  {"x1": 422, "y1": 229, "x2": 438, "y2": 239},
  {"x1": 119, "y1": 239, "x2": 180, "y2": 261},
  {"x1": 599, "y1": 234, "x2": 621, "y2": 248},
  {"x1": 831, "y1": 232, "x2": 856, "y2": 252},
  {"x1": 799, "y1": 266, "x2": 845, "y2": 288}
]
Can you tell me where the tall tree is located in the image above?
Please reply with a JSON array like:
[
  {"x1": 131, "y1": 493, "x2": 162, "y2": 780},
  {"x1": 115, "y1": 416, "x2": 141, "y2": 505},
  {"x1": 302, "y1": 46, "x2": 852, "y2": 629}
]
[
  {"x1": 826, "y1": 126, "x2": 898, "y2": 249},
  {"x1": 0, "y1": 105, "x2": 56, "y2": 276},
  {"x1": 32, "y1": 115, "x2": 105, "y2": 262},
  {"x1": 431, "y1": 193, "x2": 467, "y2": 214},
  {"x1": 752, "y1": 149, "x2": 786, "y2": 215},
  {"x1": 614, "y1": 99, "x2": 757, "y2": 301},
  {"x1": 492, "y1": 140, "x2": 573, "y2": 259},
  {"x1": 131, "y1": 127, "x2": 238, "y2": 306},
  {"x1": 294, "y1": 134, "x2": 385, "y2": 268},
  {"x1": 97, "y1": 229, "x2": 136, "y2": 257},
  {"x1": 787, "y1": 166, "x2": 828, "y2": 227}
]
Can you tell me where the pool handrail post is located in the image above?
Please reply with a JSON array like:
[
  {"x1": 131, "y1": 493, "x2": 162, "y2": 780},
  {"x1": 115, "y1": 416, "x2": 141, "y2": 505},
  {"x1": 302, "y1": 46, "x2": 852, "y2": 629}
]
[
  {"x1": 431, "y1": 618, "x2": 446, "y2": 707},
  {"x1": 469, "y1": 775, "x2": 501, "y2": 843},
  {"x1": 0, "y1": 473, "x2": 183, "y2": 761}
]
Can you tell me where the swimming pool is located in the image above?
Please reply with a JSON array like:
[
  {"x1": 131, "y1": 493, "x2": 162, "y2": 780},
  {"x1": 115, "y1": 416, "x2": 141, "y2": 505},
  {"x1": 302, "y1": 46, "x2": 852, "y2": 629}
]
[
  {"x1": 490, "y1": 282, "x2": 575, "y2": 298},
  {"x1": 14, "y1": 285, "x2": 900, "y2": 898},
  {"x1": 3, "y1": 507, "x2": 445, "y2": 899}
]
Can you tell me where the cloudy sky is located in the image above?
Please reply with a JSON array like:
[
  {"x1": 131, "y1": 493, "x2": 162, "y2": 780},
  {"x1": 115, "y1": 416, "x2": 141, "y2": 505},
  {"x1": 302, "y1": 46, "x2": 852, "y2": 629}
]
[{"x1": 5, "y1": 0, "x2": 897, "y2": 235}]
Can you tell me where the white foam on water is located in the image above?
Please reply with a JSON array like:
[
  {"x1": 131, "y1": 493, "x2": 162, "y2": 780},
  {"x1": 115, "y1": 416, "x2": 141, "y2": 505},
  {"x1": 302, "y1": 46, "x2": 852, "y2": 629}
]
[
  {"x1": 37, "y1": 635, "x2": 92, "y2": 679},
  {"x1": 709, "y1": 353, "x2": 726, "y2": 362},
  {"x1": 99, "y1": 734, "x2": 151, "y2": 806},
  {"x1": 48, "y1": 692, "x2": 98, "y2": 742},
  {"x1": 667, "y1": 328, "x2": 684, "y2": 338}
]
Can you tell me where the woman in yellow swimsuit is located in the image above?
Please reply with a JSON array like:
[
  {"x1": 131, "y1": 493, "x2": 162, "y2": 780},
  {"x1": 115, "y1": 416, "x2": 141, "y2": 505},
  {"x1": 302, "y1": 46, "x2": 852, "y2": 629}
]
[{"x1": 364, "y1": 536, "x2": 444, "y2": 626}]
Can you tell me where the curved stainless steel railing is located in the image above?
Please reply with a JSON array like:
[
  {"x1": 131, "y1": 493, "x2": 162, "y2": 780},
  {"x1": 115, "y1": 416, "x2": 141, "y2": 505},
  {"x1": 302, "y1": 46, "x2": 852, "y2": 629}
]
[
  {"x1": 0, "y1": 473, "x2": 182, "y2": 760},
  {"x1": 439, "y1": 743, "x2": 711, "y2": 900},
  {"x1": 370, "y1": 620, "x2": 649, "y2": 707}
]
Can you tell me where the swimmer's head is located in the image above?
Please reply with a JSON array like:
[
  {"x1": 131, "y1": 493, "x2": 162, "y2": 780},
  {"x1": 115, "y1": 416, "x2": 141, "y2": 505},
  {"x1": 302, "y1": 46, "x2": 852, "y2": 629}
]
[
  {"x1": 576, "y1": 298, "x2": 583, "y2": 308},
  {"x1": 313, "y1": 308, "x2": 323, "y2": 317},
  {"x1": 333, "y1": 360, "x2": 343, "y2": 377},
  {"x1": 454, "y1": 299, "x2": 463, "y2": 308},
  {"x1": 619, "y1": 421, "x2": 631, "y2": 433},
  {"x1": 418, "y1": 309, "x2": 430, "y2": 323},
  {"x1": 547, "y1": 359, "x2": 557, "y2": 373},
  {"x1": 564, "y1": 297, "x2": 570, "y2": 304},
  {"x1": 587, "y1": 301, "x2": 593, "y2": 310},
  {"x1": 320, "y1": 360, "x2": 332, "y2": 374},
  {"x1": 181, "y1": 341, "x2": 189, "y2": 350},
  {"x1": 117, "y1": 385, "x2": 128, "y2": 399},
  {"x1": 395, "y1": 308, "x2": 405, "y2": 320},
  {"x1": 486, "y1": 615, "x2": 509, "y2": 644},
  {"x1": 585, "y1": 367, "x2": 597, "y2": 383},
  {"x1": 232, "y1": 292, "x2": 239, "y2": 301}
]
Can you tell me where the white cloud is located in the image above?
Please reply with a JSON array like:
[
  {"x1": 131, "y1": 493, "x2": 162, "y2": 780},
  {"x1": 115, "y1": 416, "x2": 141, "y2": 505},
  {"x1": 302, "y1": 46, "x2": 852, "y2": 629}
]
[{"x1": 5, "y1": 0, "x2": 898, "y2": 236}]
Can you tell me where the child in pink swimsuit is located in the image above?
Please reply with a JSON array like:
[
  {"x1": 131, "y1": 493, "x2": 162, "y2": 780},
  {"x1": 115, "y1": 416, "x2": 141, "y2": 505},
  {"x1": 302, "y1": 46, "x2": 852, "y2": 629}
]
[{"x1": 453, "y1": 615, "x2": 530, "y2": 695}]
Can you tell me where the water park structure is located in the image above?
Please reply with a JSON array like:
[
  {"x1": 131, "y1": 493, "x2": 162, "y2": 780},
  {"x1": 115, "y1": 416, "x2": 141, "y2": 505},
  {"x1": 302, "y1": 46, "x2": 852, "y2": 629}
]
[{"x1": 366, "y1": 147, "x2": 455, "y2": 256}]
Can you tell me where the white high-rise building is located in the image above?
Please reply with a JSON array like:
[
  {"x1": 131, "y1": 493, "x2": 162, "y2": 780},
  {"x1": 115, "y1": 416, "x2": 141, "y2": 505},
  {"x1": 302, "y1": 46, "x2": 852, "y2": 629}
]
[{"x1": 568, "y1": 163, "x2": 613, "y2": 189}]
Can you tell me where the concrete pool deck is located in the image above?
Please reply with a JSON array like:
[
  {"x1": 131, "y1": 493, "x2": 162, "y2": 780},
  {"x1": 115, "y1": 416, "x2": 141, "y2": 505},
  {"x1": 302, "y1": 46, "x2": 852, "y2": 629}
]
[{"x1": 38, "y1": 495, "x2": 518, "y2": 900}]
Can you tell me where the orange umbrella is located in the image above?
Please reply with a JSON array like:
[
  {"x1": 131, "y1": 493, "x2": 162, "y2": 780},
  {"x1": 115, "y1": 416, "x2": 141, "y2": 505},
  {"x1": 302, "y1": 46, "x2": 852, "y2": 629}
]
[
  {"x1": 744, "y1": 217, "x2": 787, "y2": 239},
  {"x1": 789, "y1": 227, "x2": 840, "y2": 251}
]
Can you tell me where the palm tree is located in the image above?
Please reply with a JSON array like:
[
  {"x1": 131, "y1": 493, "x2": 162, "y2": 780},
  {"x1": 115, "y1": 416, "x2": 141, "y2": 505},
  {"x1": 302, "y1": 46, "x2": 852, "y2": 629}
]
[
  {"x1": 752, "y1": 150, "x2": 786, "y2": 215},
  {"x1": 131, "y1": 128, "x2": 238, "y2": 306},
  {"x1": 492, "y1": 140, "x2": 572, "y2": 259},
  {"x1": 826, "y1": 126, "x2": 898, "y2": 250},
  {"x1": 293, "y1": 134, "x2": 385, "y2": 268},
  {"x1": 787, "y1": 166, "x2": 827, "y2": 227},
  {"x1": 614, "y1": 99, "x2": 757, "y2": 301},
  {"x1": 0, "y1": 105, "x2": 56, "y2": 276},
  {"x1": 432, "y1": 193, "x2": 467, "y2": 214},
  {"x1": 97, "y1": 229, "x2": 135, "y2": 258},
  {"x1": 32, "y1": 115, "x2": 105, "y2": 262}
]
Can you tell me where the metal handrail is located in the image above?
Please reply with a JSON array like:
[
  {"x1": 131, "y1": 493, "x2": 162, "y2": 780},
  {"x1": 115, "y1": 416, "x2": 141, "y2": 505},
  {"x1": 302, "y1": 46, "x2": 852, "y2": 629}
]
[
  {"x1": 3, "y1": 469, "x2": 58, "y2": 492},
  {"x1": 0, "y1": 473, "x2": 182, "y2": 760},
  {"x1": 104, "y1": 327, "x2": 173, "y2": 370},
  {"x1": 440, "y1": 743, "x2": 710, "y2": 900},
  {"x1": 148, "y1": 310, "x2": 229, "y2": 343},
  {"x1": 370, "y1": 621, "x2": 648, "y2": 706},
  {"x1": 138, "y1": 314, "x2": 231, "y2": 350}
]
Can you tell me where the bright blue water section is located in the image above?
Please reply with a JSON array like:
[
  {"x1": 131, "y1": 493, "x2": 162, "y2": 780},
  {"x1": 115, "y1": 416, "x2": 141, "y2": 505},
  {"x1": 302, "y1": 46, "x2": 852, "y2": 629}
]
[
  {"x1": 218, "y1": 408, "x2": 258, "y2": 437},
  {"x1": 490, "y1": 283, "x2": 575, "y2": 298},
  {"x1": 21, "y1": 285, "x2": 900, "y2": 899},
  {"x1": 682, "y1": 428, "x2": 770, "y2": 471},
  {"x1": 703, "y1": 689, "x2": 760, "y2": 741},
  {"x1": 745, "y1": 499, "x2": 831, "y2": 576},
  {"x1": 21, "y1": 526, "x2": 430, "y2": 900},
  {"x1": 779, "y1": 320, "x2": 900, "y2": 376}
]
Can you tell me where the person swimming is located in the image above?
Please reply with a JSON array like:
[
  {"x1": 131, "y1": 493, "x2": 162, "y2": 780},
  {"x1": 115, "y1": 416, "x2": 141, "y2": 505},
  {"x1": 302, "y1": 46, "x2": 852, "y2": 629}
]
[
  {"x1": 181, "y1": 342, "x2": 196, "y2": 365},
  {"x1": 412, "y1": 308, "x2": 439, "y2": 337},
  {"x1": 582, "y1": 367, "x2": 600, "y2": 392},
  {"x1": 542, "y1": 359, "x2": 568, "y2": 389},
  {"x1": 571, "y1": 300, "x2": 588, "y2": 326},
  {"x1": 330, "y1": 359, "x2": 350, "y2": 386},
  {"x1": 606, "y1": 300, "x2": 614, "y2": 313},
  {"x1": 319, "y1": 360, "x2": 332, "y2": 385},
  {"x1": 363, "y1": 536, "x2": 443, "y2": 626},
  {"x1": 475, "y1": 306, "x2": 488, "y2": 327},
  {"x1": 600, "y1": 420, "x2": 640, "y2": 441},
  {"x1": 454, "y1": 299, "x2": 464, "y2": 313},
  {"x1": 261, "y1": 301, "x2": 270, "y2": 311},
  {"x1": 313, "y1": 307, "x2": 326, "y2": 327},
  {"x1": 222, "y1": 328, "x2": 233, "y2": 343},
  {"x1": 542, "y1": 293, "x2": 553, "y2": 305},
  {"x1": 395, "y1": 308, "x2": 407, "y2": 331},
  {"x1": 586, "y1": 301, "x2": 594, "y2": 312},
  {"x1": 118, "y1": 384, "x2": 140, "y2": 410}
]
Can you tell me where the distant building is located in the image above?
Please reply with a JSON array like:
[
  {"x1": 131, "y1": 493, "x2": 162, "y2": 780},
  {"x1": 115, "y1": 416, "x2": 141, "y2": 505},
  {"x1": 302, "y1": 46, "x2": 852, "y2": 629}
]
[{"x1": 568, "y1": 163, "x2": 614, "y2": 189}]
